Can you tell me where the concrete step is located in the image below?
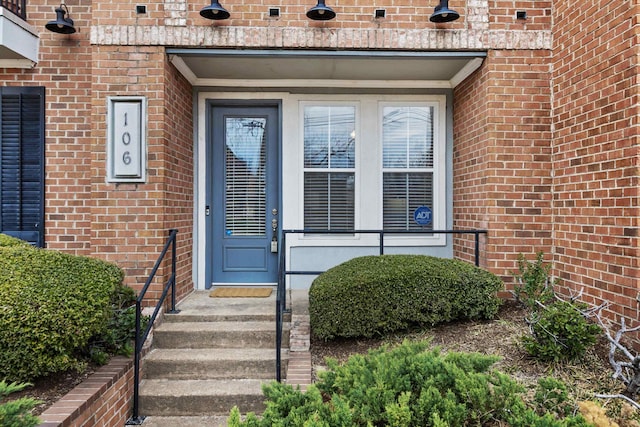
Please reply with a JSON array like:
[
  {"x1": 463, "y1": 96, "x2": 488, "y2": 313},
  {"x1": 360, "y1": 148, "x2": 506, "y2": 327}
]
[
  {"x1": 153, "y1": 321, "x2": 289, "y2": 349},
  {"x1": 166, "y1": 298, "x2": 291, "y2": 323},
  {"x1": 139, "y1": 379, "x2": 266, "y2": 416},
  {"x1": 141, "y1": 415, "x2": 229, "y2": 427},
  {"x1": 144, "y1": 348, "x2": 288, "y2": 380},
  {"x1": 165, "y1": 311, "x2": 277, "y2": 322}
]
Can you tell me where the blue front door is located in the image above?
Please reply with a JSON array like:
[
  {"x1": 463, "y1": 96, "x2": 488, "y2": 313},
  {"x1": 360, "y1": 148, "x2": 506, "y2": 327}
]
[{"x1": 208, "y1": 104, "x2": 280, "y2": 285}]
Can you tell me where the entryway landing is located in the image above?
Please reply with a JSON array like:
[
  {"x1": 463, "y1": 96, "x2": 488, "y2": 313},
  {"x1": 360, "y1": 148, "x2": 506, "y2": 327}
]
[{"x1": 168, "y1": 288, "x2": 280, "y2": 322}]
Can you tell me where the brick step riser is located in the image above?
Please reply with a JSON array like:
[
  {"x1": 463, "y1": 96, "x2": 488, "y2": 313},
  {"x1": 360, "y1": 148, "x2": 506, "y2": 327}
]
[
  {"x1": 153, "y1": 331, "x2": 289, "y2": 349},
  {"x1": 144, "y1": 360, "x2": 285, "y2": 380},
  {"x1": 139, "y1": 395, "x2": 265, "y2": 417}
]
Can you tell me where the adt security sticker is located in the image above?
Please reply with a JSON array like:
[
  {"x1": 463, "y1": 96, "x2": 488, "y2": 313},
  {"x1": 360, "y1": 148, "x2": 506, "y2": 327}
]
[{"x1": 413, "y1": 206, "x2": 432, "y2": 226}]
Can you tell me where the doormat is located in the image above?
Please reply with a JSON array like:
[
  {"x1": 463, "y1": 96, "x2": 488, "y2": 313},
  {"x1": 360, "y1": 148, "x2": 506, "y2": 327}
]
[{"x1": 209, "y1": 287, "x2": 272, "y2": 298}]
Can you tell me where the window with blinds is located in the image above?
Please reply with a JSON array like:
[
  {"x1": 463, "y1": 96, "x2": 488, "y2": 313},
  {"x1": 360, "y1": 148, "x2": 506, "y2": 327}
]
[
  {"x1": 382, "y1": 106, "x2": 434, "y2": 230},
  {"x1": 303, "y1": 105, "x2": 355, "y2": 230},
  {"x1": 224, "y1": 117, "x2": 267, "y2": 236}
]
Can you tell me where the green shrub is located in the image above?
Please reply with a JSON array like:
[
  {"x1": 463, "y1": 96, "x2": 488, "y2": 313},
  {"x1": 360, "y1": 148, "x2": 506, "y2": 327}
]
[
  {"x1": 229, "y1": 341, "x2": 591, "y2": 426},
  {"x1": 0, "y1": 245, "x2": 124, "y2": 382},
  {"x1": 512, "y1": 251, "x2": 556, "y2": 309},
  {"x1": 309, "y1": 255, "x2": 503, "y2": 340},
  {"x1": 0, "y1": 381, "x2": 41, "y2": 427},
  {"x1": 87, "y1": 284, "x2": 145, "y2": 364},
  {"x1": 0, "y1": 234, "x2": 32, "y2": 248},
  {"x1": 533, "y1": 377, "x2": 574, "y2": 419},
  {"x1": 522, "y1": 300, "x2": 601, "y2": 362}
]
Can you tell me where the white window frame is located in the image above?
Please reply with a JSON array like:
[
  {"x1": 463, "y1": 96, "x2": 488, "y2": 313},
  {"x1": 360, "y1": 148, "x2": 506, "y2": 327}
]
[
  {"x1": 298, "y1": 101, "x2": 361, "y2": 241},
  {"x1": 295, "y1": 95, "x2": 446, "y2": 247},
  {"x1": 301, "y1": 103, "x2": 357, "y2": 232},
  {"x1": 379, "y1": 100, "x2": 446, "y2": 246}
]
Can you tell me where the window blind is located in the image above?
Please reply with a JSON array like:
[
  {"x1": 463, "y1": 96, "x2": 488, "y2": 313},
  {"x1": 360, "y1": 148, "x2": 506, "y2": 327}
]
[
  {"x1": 224, "y1": 117, "x2": 267, "y2": 236},
  {"x1": 382, "y1": 106, "x2": 434, "y2": 230},
  {"x1": 303, "y1": 105, "x2": 355, "y2": 230},
  {"x1": 304, "y1": 172, "x2": 355, "y2": 230},
  {"x1": 383, "y1": 172, "x2": 433, "y2": 230}
]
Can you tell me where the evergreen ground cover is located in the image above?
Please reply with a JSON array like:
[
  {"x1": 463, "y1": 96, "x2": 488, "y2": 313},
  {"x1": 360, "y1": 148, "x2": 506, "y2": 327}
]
[{"x1": 311, "y1": 300, "x2": 637, "y2": 425}]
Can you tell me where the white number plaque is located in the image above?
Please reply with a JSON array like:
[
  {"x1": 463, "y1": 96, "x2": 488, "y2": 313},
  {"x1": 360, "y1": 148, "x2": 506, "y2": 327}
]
[{"x1": 107, "y1": 97, "x2": 146, "y2": 182}]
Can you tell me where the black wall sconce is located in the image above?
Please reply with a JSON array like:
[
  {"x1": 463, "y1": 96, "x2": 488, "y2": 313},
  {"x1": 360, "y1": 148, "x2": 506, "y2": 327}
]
[
  {"x1": 429, "y1": 0, "x2": 459, "y2": 23},
  {"x1": 200, "y1": 0, "x2": 230, "y2": 20},
  {"x1": 306, "y1": 0, "x2": 336, "y2": 20},
  {"x1": 45, "y1": 4, "x2": 76, "y2": 34}
]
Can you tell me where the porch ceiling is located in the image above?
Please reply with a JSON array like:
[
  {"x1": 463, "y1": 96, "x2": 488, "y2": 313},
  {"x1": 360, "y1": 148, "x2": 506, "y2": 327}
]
[{"x1": 167, "y1": 49, "x2": 486, "y2": 89}]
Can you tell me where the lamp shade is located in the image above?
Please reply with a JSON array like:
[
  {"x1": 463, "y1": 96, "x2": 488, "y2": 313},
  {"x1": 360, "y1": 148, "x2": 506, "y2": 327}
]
[
  {"x1": 306, "y1": 0, "x2": 336, "y2": 20},
  {"x1": 200, "y1": 0, "x2": 230, "y2": 20},
  {"x1": 429, "y1": 0, "x2": 459, "y2": 23},
  {"x1": 45, "y1": 5, "x2": 76, "y2": 34}
]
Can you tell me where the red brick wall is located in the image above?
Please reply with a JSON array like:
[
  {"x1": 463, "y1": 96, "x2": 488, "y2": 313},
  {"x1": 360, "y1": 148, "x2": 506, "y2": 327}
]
[
  {"x1": 162, "y1": 60, "x2": 195, "y2": 302},
  {"x1": 0, "y1": 19, "x2": 195, "y2": 301},
  {"x1": 90, "y1": 46, "x2": 194, "y2": 300},
  {"x1": 85, "y1": 0, "x2": 556, "y2": 30},
  {"x1": 0, "y1": 0, "x2": 93, "y2": 255},
  {"x1": 551, "y1": 0, "x2": 639, "y2": 321},
  {"x1": 38, "y1": 357, "x2": 134, "y2": 427},
  {"x1": 87, "y1": 0, "x2": 468, "y2": 27},
  {"x1": 452, "y1": 55, "x2": 491, "y2": 265},
  {"x1": 488, "y1": 0, "x2": 551, "y2": 30},
  {"x1": 453, "y1": 49, "x2": 553, "y2": 287}
]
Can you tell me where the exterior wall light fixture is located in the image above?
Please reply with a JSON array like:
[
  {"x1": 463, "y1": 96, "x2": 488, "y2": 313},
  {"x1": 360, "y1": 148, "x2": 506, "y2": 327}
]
[
  {"x1": 45, "y1": 4, "x2": 76, "y2": 34},
  {"x1": 429, "y1": 0, "x2": 459, "y2": 23},
  {"x1": 306, "y1": 0, "x2": 336, "y2": 20},
  {"x1": 200, "y1": 0, "x2": 230, "y2": 20}
]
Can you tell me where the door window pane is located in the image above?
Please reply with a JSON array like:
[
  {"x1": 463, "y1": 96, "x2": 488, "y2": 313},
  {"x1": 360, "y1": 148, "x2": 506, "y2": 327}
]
[
  {"x1": 224, "y1": 117, "x2": 266, "y2": 236},
  {"x1": 303, "y1": 106, "x2": 355, "y2": 230}
]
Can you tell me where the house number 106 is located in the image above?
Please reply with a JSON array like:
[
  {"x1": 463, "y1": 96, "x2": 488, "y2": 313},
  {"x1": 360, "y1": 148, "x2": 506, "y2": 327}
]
[
  {"x1": 108, "y1": 97, "x2": 146, "y2": 182},
  {"x1": 121, "y1": 113, "x2": 132, "y2": 165}
]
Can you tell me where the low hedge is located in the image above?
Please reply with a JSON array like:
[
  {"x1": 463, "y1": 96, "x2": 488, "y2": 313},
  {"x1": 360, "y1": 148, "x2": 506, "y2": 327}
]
[
  {"x1": 309, "y1": 255, "x2": 503, "y2": 340},
  {"x1": 0, "y1": 235, "x2": 124, "y2": 382}
]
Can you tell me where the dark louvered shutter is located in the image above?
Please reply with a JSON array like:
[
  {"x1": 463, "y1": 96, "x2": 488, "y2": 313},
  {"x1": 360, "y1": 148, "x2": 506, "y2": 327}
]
[{"x1": 0, "y1": 87, "x2": 45, "y2": 247}]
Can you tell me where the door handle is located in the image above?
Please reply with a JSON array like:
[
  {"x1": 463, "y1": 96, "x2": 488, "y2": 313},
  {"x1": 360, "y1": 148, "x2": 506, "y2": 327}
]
[{"x1": 271, "y1": 218, "x2": 278, "y2": 232}]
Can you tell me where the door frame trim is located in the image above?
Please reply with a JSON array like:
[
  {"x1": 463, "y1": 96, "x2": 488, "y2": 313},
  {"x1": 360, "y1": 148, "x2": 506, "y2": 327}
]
[{"x1": 198, "y1": 98, "x2": 283, "y2": 289}]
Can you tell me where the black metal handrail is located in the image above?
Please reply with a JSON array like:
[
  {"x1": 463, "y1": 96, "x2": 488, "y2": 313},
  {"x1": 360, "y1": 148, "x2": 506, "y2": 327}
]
[
  {"x1": 126, "y1": 229, "x2": 179, "y2": 425},
  {"x1": 1, "y1": 0, "x2": 26, "y2": 20},
  {"x1": 276, "y1": 228, "x2": 487, "y2": 381}
]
